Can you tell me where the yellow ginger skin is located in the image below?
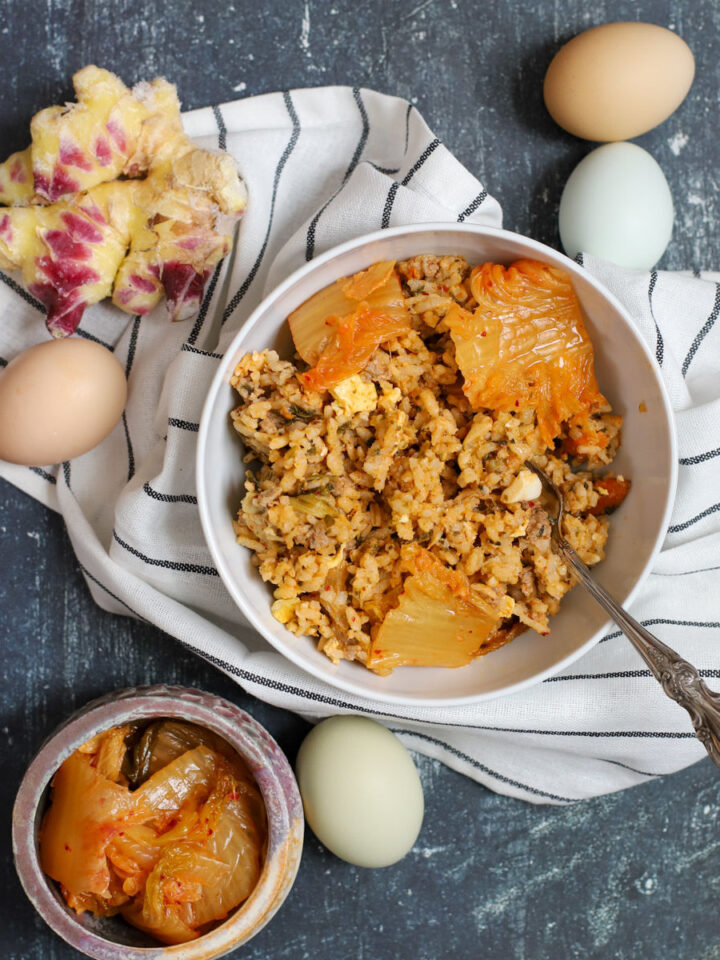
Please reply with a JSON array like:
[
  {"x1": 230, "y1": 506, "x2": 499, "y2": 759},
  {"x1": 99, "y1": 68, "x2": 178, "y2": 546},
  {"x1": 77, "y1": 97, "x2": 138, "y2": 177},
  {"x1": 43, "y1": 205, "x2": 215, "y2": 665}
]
[
  {"x1": 0, "y1": 66, "x2": 185, "y2": 205},
  {"x1": 0, "y1": 149, "x2": 33, "y2": 205},
  {"x1": 0, "y1": 66, "x2": 247, "y2": 336},
  {"x1": 0, "y1": 184, "x2": 142, "y2": 334}
]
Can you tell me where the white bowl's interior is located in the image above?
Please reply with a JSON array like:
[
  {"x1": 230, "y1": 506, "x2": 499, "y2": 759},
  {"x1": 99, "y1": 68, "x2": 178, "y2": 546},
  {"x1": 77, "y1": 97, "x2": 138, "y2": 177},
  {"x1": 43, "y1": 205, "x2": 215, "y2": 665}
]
[{"x1": 198, "y1": 225, "x2": 675, "y2": 705}]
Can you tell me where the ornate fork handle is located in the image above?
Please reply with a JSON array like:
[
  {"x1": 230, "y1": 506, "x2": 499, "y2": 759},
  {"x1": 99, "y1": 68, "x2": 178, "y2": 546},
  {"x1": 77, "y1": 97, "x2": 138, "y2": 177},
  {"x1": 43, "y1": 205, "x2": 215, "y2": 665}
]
[{"x1": 556, "y1": 536, "x2": 720, "y2": 767}]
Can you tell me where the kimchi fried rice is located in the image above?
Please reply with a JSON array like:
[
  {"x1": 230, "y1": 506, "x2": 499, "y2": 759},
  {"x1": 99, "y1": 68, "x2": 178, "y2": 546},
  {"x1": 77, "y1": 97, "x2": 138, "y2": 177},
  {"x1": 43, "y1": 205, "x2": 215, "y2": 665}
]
[{"x1": 229, "y1": 254, "x2": 629, "y2": 675}]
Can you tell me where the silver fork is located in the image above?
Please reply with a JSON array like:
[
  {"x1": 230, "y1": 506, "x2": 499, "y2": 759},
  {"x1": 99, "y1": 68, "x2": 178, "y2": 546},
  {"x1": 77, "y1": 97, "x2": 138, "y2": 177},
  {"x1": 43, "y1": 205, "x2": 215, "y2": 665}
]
[{"x1": 525, "y1": 461, "x2": 720, "y2": 768}]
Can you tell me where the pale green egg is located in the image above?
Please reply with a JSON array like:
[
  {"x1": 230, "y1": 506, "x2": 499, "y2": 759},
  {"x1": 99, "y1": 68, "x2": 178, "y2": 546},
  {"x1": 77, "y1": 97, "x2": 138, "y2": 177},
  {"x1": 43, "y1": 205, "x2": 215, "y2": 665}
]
[
  {"x1": 295, "y1": 716, "x2": 424, "y2": 868},
  {"x1": 559, "y1": 142, "x2": 674, "y2": 270}
]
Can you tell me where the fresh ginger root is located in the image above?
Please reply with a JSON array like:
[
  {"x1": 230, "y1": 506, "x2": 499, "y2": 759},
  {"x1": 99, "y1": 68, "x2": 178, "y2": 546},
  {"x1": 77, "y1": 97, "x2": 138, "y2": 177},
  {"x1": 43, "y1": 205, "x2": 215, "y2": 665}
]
[{"x1": 0, "y1": 66, "x2": 247, "y2": 336}]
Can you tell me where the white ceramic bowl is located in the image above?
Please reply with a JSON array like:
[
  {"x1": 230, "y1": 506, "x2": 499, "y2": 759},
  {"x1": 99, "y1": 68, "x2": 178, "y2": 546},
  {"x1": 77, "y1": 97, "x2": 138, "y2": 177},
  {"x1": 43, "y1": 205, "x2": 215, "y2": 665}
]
[{"x1": 197, "y1": 224, "x2": 677, "y2": 706}]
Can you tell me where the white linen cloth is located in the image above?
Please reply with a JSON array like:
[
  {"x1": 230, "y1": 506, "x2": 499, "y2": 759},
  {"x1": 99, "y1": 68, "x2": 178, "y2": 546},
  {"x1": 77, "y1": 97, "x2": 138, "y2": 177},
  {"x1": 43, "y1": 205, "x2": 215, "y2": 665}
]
[{"x1": 2, "y1": 86, "x2": 719, "y2": 805}]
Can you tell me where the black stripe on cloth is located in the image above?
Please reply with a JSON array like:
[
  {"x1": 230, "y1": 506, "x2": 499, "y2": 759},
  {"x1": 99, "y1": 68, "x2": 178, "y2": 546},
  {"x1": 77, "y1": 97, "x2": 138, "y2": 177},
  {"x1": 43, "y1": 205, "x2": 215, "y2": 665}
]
[
  {"x1": 668, "y1": 502, "x2": 720, "y2": 534},
  {"x1": 574, "y1": 253, "x2": 585, "y2": 267},
  {"x1": 457, "y1": 190, "x2": 488, "y2": 223},
  {"x1": 648, "y1": 271, "x2": 664, "y2": 366},
  {"x1": 0, "y1": 269, "x2": 43, "y2": 311},
  {"x1": 343, "y1": 87, "x2": 370, "y2": 176},
  {"x1": 653, "y1": 564, "x2": 720, "y2": 577},
  {"x1": 682, "y1": 282, "x2": 720, "y2": 377},
  {"x1": 381, "y1": 182, "x2": 399, "y2": 229},
  {"x1": 600, "y1": 617, "x2": 720, "y2": 644},
  {"x1": 401, "y1": 138, "x2": 441, "y2": 186},
  {"x1": 75, "y1": 328, "x2": 115, "y2": 350},
  {"x1": 143, "y1": 480, "x2": 197, "y2": 505},
  {"x1": 77, "y1": 561, "x2": 148, "y2": 620},
  {"x1": 601, "y1": 757, "x2": 663, "y2": 778},
  {"x1": 0, "y1": 356, "x2": 6, "y2": 367},
  {"x1": 187, "y1": 261, "x2": 224, "y2": 347},
  {"x1": 122, "y1": 316, "x2": 141, "y2": 481},
  {"x1": 121, "y1": 413, "x2": 135, "y2": 480},
  {"x1": 186, "y1": 106, "x2": 231, "y2": 346},
  {"x1": 679, "y1": 446, "x2": 720, "y2": 466},
  {"x1": 174, "y1": 630, "x2": 697, "y2": 741},
  {"x1": 113, "y1": 530, "x2": 218, "y2": 576},
  {"x1": 380, "y1": 138, "x2": 442, "y2": 229},
  {"x1": 124, "y1": 318, "x2": 140, "y2": 387},
  {"x1": 464, "y1": 725, "x2": 694, "y2": 739},
  {"x1": 29, "y1": 466, "x2": 57, "y2": 484},
  {"x1": 171, "y1": 631, "x2": 563, "y2": 735},
  {"x1": 62, "y1": 461, "x2": 71, "y2": 487},
  {"x1": 305, "y1": 87, "x2": 369, "y2": 262},
  {"x1": 389, "y1": 728, "x2": 577, "y2": 803},
  {"x1": 181, "y1": 343, "x2": 224, "y2": 360},
  {"x1": 212, "y1": 104, "x2": 227, "y2": 151},
  {"x1": 547, "y1": 668, "x2": 720, "y2": 682},
  {"x1": 369, "y1": 162, "x2": 401, "y2": 176},
  {"x1": 168, "y1": 417, "x2": 199, "y2": 432},
  {"x1": 172, "y1": 637, "x2": 400, "y2": 717},
  {"x1": 404, "y1": 102, "x2": 413, "y2": 152},
  {"x1": 221, "y1": 91, "x2": 301, "y2": 324}
]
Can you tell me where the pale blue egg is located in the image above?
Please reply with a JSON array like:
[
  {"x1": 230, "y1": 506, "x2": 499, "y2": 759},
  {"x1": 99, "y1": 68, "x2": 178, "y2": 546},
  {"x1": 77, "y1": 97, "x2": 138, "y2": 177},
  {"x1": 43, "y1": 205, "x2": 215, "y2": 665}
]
[{"x1": 559, "y1": 142, "x2": 673, "y2": 270}]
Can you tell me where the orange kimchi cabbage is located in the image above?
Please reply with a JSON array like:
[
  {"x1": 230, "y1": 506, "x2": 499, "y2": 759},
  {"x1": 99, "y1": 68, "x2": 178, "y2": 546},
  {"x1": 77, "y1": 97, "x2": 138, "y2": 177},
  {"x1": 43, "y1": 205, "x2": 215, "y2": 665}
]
[
  {"x1": 289, "y1": 259, "x2": 411, "y2": 390},
  {"x1": 446, "y1": 259, "x2": 607, "y2": 447},
  {"x1": 40, "y1": 720, "x2": 267, "y2": 945},
  {"x1": 367, "y1": 545, "x2": 515, "y2": 674}
]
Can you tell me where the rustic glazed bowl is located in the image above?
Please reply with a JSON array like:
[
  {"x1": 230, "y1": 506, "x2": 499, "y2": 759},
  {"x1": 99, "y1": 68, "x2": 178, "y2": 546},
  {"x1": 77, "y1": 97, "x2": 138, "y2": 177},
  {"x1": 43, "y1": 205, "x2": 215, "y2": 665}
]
[
  {"x1": 197, "y1": 222, "x2": 677, "y2": 706},
  {"x1": 12, "y1": 685, "x2": 304, "y2": 960}
]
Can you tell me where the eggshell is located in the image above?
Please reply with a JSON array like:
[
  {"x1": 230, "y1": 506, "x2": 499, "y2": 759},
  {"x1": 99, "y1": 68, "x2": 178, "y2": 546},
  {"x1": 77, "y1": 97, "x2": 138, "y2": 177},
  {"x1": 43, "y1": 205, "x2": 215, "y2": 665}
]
[
  {"x1": 559, "y1": 142, "x2": 673, "y2": 270},
  {"x1": 544, "y1": 22, "x2": 694, "y2": 141},
  {"x1": 0, "y1": 338, "x2": 127, "y2": 466},
  {"x1": 295, "y1": 716, "x2": 424, "y2": 868}
]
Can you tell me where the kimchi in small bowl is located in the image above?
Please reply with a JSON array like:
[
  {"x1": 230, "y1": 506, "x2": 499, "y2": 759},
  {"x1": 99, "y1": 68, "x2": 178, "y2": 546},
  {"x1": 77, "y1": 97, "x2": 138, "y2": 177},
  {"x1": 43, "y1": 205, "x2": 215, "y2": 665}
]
[{"x1": 12, "y1": 685, "x2": 303, "y2": 960}]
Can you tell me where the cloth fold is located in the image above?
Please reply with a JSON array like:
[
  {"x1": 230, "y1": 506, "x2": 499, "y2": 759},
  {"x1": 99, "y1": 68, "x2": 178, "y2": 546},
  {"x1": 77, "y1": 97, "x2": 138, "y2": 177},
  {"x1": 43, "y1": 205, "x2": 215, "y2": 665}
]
[{"x1": 2, "y1": 85, "x2": 719, "y2": 804}]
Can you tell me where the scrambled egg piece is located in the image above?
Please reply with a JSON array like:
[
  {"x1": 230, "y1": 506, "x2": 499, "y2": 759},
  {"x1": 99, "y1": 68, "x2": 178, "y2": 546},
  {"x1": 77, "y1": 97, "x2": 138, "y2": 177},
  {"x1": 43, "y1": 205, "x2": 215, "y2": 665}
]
[
  {"x1": 501, "y1": 469, "x2": 542, "y2": 504},
  {"x1": 330, "y1": 375, "x2": 378, "y2": 414},
  {"x1": 271, "y1": 598, "x2": 300, "y2": 623}
]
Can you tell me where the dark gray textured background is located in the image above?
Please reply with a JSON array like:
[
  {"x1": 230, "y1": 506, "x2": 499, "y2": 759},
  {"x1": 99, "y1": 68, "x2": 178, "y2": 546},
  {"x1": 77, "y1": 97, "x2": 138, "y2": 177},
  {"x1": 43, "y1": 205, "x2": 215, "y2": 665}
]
[{"x1": 1, "y1": 1, "x2": 719, "y2": 958}]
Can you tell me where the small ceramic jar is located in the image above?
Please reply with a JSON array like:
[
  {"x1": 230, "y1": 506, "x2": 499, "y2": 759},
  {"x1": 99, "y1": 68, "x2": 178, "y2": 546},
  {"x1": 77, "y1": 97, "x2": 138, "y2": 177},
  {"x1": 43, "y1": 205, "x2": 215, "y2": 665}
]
[{"x1": 12, "y1": 685, "x2": 304, "y2": 959}]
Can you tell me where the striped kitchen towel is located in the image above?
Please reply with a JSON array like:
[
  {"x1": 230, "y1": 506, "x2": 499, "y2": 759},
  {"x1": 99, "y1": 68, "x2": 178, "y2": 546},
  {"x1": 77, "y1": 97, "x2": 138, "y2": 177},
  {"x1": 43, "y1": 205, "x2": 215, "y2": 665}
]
[{"x1": 2, "y1": 85, "x2": 719, "y2": 804}]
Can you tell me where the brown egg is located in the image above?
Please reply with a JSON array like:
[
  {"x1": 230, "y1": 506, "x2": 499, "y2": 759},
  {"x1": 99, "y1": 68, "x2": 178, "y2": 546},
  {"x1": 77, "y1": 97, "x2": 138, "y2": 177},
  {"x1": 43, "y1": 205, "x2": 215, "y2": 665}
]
[
  {"x1": 544, "y1": 22, "x2": 695, "y2": 142},
  {"x1": 0, "y1": 338, "x2": 127, "y2": 466}
]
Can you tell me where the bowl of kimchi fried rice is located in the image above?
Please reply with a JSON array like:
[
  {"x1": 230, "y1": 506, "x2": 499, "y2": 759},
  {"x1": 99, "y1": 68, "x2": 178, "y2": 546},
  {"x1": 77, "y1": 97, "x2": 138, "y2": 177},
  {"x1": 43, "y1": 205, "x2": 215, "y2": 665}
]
[{"x1": 197, "y1": 224, "x2": 676, "y2": 705}]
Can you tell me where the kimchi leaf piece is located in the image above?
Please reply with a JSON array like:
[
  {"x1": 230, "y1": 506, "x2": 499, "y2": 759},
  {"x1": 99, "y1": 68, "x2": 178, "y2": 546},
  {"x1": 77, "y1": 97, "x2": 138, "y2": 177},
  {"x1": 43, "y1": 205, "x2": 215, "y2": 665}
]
[
  {"x1": 447, "y1": 259, "x2": 607, "y2": 446},
  {"x1": 288, "y1": 259, "x2": 409, "y2": 368},
  {"x1": 299, "y1": 302, "x2": 411, "y2": 391},
  {"x1": 367, "y1": 545, "x2": 514, "y2": 674}
]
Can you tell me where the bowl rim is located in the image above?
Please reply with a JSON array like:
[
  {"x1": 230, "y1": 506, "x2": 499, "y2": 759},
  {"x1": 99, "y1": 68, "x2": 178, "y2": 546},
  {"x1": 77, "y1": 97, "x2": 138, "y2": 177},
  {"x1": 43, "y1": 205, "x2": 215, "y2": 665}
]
[
  {"x1": 12, "y1": 685, "x2": 304, "y2": 960},
  {"x1": 196, "y1": 222, "x2": 678, "y2": 706}
]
